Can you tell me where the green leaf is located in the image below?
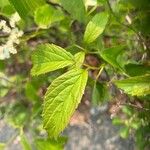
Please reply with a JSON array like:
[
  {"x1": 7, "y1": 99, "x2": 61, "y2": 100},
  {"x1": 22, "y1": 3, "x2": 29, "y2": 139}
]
[
  {"x1": 35, "y1": 137, "x2": 67, "y2": 150},
  {"x1": 119, "y1": 127, "x2": 129, "y2": 138},
  {"x1": 43, "y1": 69, "x2": 88, "y2": 137},
  {"x1": 112, "y1": 117, "x2": 124, "y2": 125},
  {"x1": 100, "y1": 46, "x2": 125, "y2": 71},
  {"x1": 34, "y1": 4, "x2": 64, "y2": 29},
  {"x1": 125, "y1": 63, "x2": 150, "y2": 77},
  {"x1": 25, "y1": 82, "x2": 39, "y2": 102},
  {"x1": 60, "y1": 0, "x2": 86, "y2": 22},
  {"x1": 92, "y1": 82, "x2": 109, "y2": 105},
  {"x1": 115, "y1": 75, "x2": 150, "y2": 96},
  {"x1": 84, "y1": 12, "x2": 109, "y2": 43},
  {"x1": 31, "y1": 44, "x2": 75, "y2": 76},
  {"x1": 72, "y1": 52, "x2": 85, "y2": 68},
  {"x1": 8, "y1": 0, "x2": 45, "y2": 19}
]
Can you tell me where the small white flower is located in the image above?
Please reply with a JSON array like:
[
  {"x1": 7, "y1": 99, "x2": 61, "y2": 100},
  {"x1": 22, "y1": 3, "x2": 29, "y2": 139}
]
[
  {"x1": 3, "y1": 26, "x2": 11, "y2": 33},
  {"x1": 10, "y1": 12, "x2": 21, "y2": 28},
  {"x1": 0, "y1": 12, "x2": 23, "y2": 60}
]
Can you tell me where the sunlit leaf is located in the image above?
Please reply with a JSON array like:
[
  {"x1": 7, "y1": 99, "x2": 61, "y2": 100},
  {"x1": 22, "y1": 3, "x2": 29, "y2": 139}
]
[
  {"x1": 31, "y1": 44, "x2": 75, "y2": 76},
  {"x1": 35, "y1": 137, "x2": 67, "y2": 150},
  {"x1": 84, "y1": 12, "x2": 109, "y2": 43},
  {"x1": 72, "y1": 52, "x2": 85, "y2": 69},
  {"x1": 115, "y1": 75, "x2": 150, "y2": 96},
  {"x1": 43, "y1": 69, "x2": 88, "y2": 137}
]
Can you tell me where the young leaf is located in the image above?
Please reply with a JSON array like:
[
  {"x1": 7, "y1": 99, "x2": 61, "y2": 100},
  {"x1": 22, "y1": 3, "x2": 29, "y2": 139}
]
[
  {"x1": 60, "y1": 0, "x2": 86, "y2": 22},
  {"x1": 115, "y1": 75, "x2": 150, "y2": 96},
  {"x1": 100, "y1": 46, "x2": 125, "y2": 71},
  {"x1": 84, "y1": 12, "x2": 109, "y2": 43},
  {"x1": 92, "y1": 82, "x2": 110, "y2": 105},
  {"x1": 125, "y1": 63, "x2": 150, "y2": 77},
  {"x1": 31, "y1": 44, "x2": 75, "y2": 76},
  {"x1": 72, "y1": 52, "x2": 85, "y2": 68},
  {"x1": 34, "y1": 4, "x2": 64, "y2": 29},
  {"x1": 9, "y1": 0, "x2": 45, "y2": 19},
  {"x1": 43, "y1": 69, "x2": 88, "y2": 137}
]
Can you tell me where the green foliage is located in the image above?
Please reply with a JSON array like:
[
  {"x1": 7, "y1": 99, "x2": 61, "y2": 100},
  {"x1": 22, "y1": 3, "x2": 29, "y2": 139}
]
[
  {"x1": 125, "y1": 63, "x2": 150, "y2": 77},
  {"x1": 60, "y1": 0, "x2": 86, "y2": 22},
  {"x1": 34, "y1": 4, "x2": 64, "y2": 29},
  {"x1": 35, "y1": 137, "x2": 67, "y2": 150},
  {"x1": 43, "y1": 69, "x2": 88, "y2": 137},
  {"x1": 31, "y1": 44, "x2": 75, "y2": 76},
  {"x1": 100, "y1": 46, "x2": 125, "y2": 72},
  {"x1": 8, "y1": 0, "x2": 45, "y2": 19},
  {"x1": 84, "y1": 12, "x2": 109, "y2": 43},
  {"x1": 92, "y1": 82, "x2": 110, "y2": 105},
  {"x1": 72, "y1": 52, "x2": 85, "y2": 68},
  {"x1": 115, "y1": 75, "x2": 150, "y2": 96}
]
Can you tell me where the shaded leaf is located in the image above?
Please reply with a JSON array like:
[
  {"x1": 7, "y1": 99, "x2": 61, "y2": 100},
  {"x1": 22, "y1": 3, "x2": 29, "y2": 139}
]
[
  {"x1": 25, "y1": 82, "x2": 39, "y2": 102},
  {"x1": 43, "y1": 69, "x2": 88, "y2": 137},
  {"x1": 9, "y1": 0, "x2": 45, "y2": 19},
  {"x1": 60, "y1": 0, "x2": 86, "y2": 22},
  {"x1": 92, "y1": 82, "x2": 109, "y2": 105},
  {"x1": 125, "y1": 63, "x2": 150, "y2": 76},
  {"x1": 119, "y1": 127, "x2": 129, "y2": 138},
  {"x1": 100, "y1": 46, "x2": 125, "y2": 71},
  {"x1": 84, "y1": 12, "x2": 109, "y2": 43},
  {"x1": 31, "y1": 44, "x2": 75, "y2": 76},
  {"x1": 34, "y1": 4, "x2": 64, "y2": 29},
  {"x1": 115, "y1": 75, "x2": 150, "y2": 96}
]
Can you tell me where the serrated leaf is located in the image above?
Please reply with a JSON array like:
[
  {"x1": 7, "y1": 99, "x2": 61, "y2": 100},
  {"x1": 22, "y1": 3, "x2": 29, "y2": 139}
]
[
  {"x1": 60, "y1": 0, "x2": 86, "y2": 22},
  {"x1": 92, "y1": 82, "x2": 109, "y2": 105},
  {"x1": 84, "y1": 12, "x2": 109, "y2": 43},
  {"x1": 100, "y1": 46, "x2": 125, "y2": 71},
  {"x1": 115, "y1": 75, "x2": 150, "y2": 96},
  {"x1": 125, "y1": 63, "x2": 150, "y2": 77},
  {"x1": 31, "y1": 44, "x2": 75, "y2": 76},
  {"x1": 43, "y1": 69, "x2": 88, "y2": 137},
  {"x1": 34, "y1": 4, "x2": 64, "y2": 29},
  {"x1": 9, "y1": 0, "x2": 45, "y2": 19}
]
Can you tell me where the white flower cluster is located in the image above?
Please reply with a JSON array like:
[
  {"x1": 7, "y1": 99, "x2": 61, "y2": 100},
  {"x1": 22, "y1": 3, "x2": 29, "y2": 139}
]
[{"x1": 0, "y1": 13, "x2": 23, "y2": 60}]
